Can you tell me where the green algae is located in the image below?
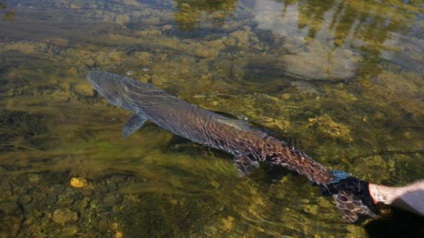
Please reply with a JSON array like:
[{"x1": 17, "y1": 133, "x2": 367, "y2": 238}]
[{"x1": 0, "y1": 0, "x2": 423, "y2": 237}]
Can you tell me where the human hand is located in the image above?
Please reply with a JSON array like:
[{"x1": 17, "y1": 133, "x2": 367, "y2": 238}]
[{"x1": 369, "y1": 180, "x2": 424, "y2": 217}]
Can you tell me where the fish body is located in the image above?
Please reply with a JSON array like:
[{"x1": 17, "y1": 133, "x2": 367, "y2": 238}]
[
  {"x1": 87, "y1": 70, "x2": 377, "y2": 222},
  {"x1": 87, "y1": 71, "x2": 332, "y2": 183}
]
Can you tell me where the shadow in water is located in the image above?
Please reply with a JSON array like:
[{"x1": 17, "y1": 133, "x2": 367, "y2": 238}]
[
  {"x1": 365, "y1": 207, "x2": 424, "y2": 237},
  {"x1": 173, "y1": 0, "x2": 239, "y2": 31}
]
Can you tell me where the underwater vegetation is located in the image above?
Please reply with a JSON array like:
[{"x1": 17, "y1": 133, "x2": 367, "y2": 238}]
[{"x1": 0, "y1": 0, "x2": 423, "y2": 237}]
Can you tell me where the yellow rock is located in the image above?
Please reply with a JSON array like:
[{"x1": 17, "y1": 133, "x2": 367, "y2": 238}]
[
  {"x1": 115, "y1": 231, "x2": 123, "y2": 238},
  {"x1": 221, "y1": 216, "x2": 234, "y2": 231},
  {"x1": 70, "y1": 177, "x2": 88, "y2": 188}
]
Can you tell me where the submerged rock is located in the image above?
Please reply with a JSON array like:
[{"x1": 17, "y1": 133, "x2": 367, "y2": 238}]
[
  {"x1": 0, "y1": 202, "x2": 19, "y2": 215},
  {"x1": 0, "y1": 179, "x2": 13, "y2": 197},
  {"x1": 18, "y1": 195, "x2": 33, "y2": 205},
  {"x1": 281, "y1": 42, "x2": 362, "y2": 80},
  {"x1": 52, "y1": 208, "x2": 79, "y2": 224},
  {"x1": 254, "y1": 0, "x2": 363, "y2": 80}
]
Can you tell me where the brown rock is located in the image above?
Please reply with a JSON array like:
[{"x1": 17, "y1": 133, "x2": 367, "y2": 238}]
[
  {"x1": 0, "y1": 202, "x2": 19, "y2": 215},
  {"x1": 52, "y1": 208, "x2": 79, "y2": 224},
  {"x1": 0, "y1": 180, "x2": 13, "y2": 197}
]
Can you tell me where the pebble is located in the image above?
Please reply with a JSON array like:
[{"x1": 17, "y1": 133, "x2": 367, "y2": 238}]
[
  {"x1": 107, "y1": 182, "x2": 118, "y2": 192},
  {"x1": 2, "y1": 216, "x2": 23, "y2": 237},
  {"x1": 52, "y1": 208, "x2": 79, "y2": 224},
  {"x1": 0, "y1": 180, "x2": 13, "y2": 197},
  {"x1": 61, "y1": 225, "x2": 79, "y2": 236},
  {"x1": 28, "y1": 174, "x2": 42, "y2": 185},
  {"x1": 45, "y1": 194, "x2": 58, "y2": 205},
  {"x1": 70, "y1": 177, "x2": 88, "y2": 188},
  {"x1": 0, "y1": 202, "x2": 19, "y2": 215},
  {"x1": 57, "y1": 194, "x2": 74, "y2": 206},
  {"x1": 103, "y1": 194, "x2": 118, "y2": 207},
  {"x1": 300, "y1": 199, "x2": 310, "y2": 204},
  {"x1": 18, "y1": 195, "x2": 33, "y2": 205},
  {"x1": 126, "y1": 70, "x2": 135, "y2": 76},
  {"x1": 52, "y1": 184, "x2": 65, "y2": 193},
  {"x1": 81, "y1": 188, "x2": 94, "y2": 196}
]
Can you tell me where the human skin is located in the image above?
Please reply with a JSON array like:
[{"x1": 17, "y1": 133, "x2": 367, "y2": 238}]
[{"x1": 369, "y1": 180, "x2": 424, "y2": 217}]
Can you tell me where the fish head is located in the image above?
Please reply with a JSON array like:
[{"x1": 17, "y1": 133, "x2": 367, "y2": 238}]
[{"x1": 86, "y1": 70, "x2": 136, "y2": 111}]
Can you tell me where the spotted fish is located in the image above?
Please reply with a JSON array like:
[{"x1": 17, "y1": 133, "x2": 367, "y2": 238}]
[{"x1": 87, "y1": 70, "x2": 377, "y2": 223}]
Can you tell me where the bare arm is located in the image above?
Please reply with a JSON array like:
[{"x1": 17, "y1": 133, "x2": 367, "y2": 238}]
[{"x1": 369, "y1": 180, "x2": 424, "y2": 217}]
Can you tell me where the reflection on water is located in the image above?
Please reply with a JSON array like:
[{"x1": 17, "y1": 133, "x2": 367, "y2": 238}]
[
  {"x1": 253, "y1": 0, "x2": 423, "y2": 80},
  {"x1": 173, "y1": 0, "x2": 239, "y2": 31},
  {"x1": 0, "y1": 0, "x2": 423, "y2": 237}
]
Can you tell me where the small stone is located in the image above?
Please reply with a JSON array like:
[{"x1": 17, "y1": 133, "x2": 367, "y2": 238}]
[
  {"x1": 0, "y1": 180, "x2": 13, "y2": 197},
  {"x1": 52, "y1": 184, "x2": 65, "y2": 193},
  {"x1": 115, "y1": 14, "x2": 130, "y2": 25},
  {"x1": 115, "y1": 231, "x2": 123, "y2": 238},
  {"x1": 73, "y1": 83, "x2": 94, "y2": 97},
  {"x1": 0, "y1": 202, "x2": 19, "y2": 215},
  {"x1": 62, "y1": 225, "x2": 79, "y2": 236},
  {"x1": 103, "y1": 194, "x2": 117, "y2": 207},
  {"x1": 57, "y1": 194, "x2": 74, "y2": 206},
  {"x1": 70, "y1": 177, "x2": 88, "y2": 188},
  {"x1": 126, "y1": 70, "x2": 135, "y2": 76},
  {"x1": 300, "y1": 199, "x2": 310, "y2": 204},
  {"x1": 162, "y1": 25, "x2": 172, "y2": 31},
  {"x1": 52, "y1": 208, "x2": 79, "y2": 224},
  {"x1": 45, "y1": 194, "x2": 58, "y2": 205},
  {"x1": 1, "y1": 215, "x2": 23, "y2": 237},
  {"x1": 107, "y1": 182, "x2": 117, "y2": 192},
  {"x1": 81, "y1": 189, "x2": 94, "y2": 197},
  {"x1": 221, "y1": 216, "x2": 235, "y2": 231},
  {"x1": 28, "y1": 209, "x2": 44, "y2": 219},
  {"x1": 78, "y1": 198, "x2": 90, "y2": 211},
  {"x1": 18, "y1": 195, "x2": 33, "y2": 205},
  {"x1": 28, "y1": 174, "x2": 41, "y2": 185}
]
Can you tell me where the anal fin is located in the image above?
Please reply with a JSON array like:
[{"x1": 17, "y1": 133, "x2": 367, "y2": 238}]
[{"x1": 122, "y1": 114, "x2": 148, "y2": 138}]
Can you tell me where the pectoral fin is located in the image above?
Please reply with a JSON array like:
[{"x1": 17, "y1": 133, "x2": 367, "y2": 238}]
[
  {"x1": 122, "y1": 114, "x2": 148, "y2": 138},
  {"x1": 234, "y1": 154, "x2": 259, "y2": 176}
]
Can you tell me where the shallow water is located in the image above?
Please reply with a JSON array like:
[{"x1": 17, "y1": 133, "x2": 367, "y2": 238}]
[{"x1": 0, "y1": 0, "x2": 423, "y2": 237}]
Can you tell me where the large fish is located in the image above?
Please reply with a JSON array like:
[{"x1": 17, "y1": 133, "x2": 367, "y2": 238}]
[{"x1": 87, "y1": 70, "x2": 377, "y2": 222}]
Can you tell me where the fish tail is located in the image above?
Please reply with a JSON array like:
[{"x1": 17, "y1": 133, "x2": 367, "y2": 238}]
[
  {"x1": 332, "y1": 190, "x2": 377, "y2": 223},
  {"x1": 320, "y1": 170, "x2": 378, "y2": 223}
]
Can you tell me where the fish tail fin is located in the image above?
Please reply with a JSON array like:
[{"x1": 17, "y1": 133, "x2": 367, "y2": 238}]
[
  {"x1": 333, "y1": 190, "x2": 378, "y2": 223},
  {"x1": 320, "y1": 170, "x2": 378, "y2": 223}
]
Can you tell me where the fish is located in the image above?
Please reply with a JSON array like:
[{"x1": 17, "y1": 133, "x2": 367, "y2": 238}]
[{"x1": 86, "y1": 70, "x2": 377, "y2": 223}]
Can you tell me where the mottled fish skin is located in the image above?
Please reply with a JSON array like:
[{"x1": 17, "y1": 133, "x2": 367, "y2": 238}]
[
  {"x1": 87, "y1": 70, "x2": 333, "y2": 184},
  {"x1": 87, "y1": 71, "x2": 376, "y2": 222}
]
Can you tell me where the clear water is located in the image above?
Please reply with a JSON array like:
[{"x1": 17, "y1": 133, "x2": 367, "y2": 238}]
[{"x1": 0, "y1": 0, "x2": 423, "y2": 237}]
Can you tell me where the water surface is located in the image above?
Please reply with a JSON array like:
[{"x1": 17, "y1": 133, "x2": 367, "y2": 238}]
[{"x1": 1, "y1": 0, "x2": 423, "y2": 237}]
